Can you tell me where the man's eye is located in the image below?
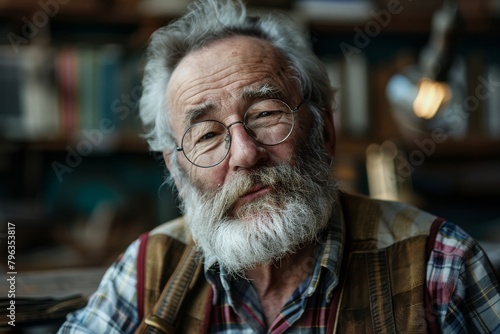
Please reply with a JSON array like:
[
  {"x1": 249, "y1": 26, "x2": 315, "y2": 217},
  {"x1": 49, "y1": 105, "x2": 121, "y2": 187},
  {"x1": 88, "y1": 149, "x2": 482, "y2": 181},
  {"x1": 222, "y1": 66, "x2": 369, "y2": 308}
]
[
  {"x1": 257, "y1": 110, "x2": 280, "y2": 118},
  {"x1": 198, "y1": 132, "x2": 218, "y2": 142}
]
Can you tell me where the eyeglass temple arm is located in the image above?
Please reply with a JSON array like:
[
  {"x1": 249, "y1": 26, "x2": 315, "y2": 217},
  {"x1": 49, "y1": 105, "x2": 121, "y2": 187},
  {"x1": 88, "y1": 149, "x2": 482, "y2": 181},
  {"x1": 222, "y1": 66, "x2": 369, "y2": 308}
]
[{"x1": 293, "y1": 100, "x2": 304, "y2": 112}]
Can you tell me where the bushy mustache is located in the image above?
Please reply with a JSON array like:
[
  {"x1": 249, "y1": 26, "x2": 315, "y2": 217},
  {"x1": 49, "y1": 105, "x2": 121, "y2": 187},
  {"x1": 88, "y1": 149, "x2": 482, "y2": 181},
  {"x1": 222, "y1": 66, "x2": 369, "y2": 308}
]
[{"x1": 200, "y1": 164, "x2": 313, "y2": 221}]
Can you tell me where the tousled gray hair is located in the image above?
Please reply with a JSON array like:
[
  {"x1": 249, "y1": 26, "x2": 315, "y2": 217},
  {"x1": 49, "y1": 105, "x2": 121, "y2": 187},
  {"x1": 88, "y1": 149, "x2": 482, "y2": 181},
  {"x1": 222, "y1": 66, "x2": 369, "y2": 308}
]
[{"x1": 139, "y1": 0, "x2": 333, "y2": 170}]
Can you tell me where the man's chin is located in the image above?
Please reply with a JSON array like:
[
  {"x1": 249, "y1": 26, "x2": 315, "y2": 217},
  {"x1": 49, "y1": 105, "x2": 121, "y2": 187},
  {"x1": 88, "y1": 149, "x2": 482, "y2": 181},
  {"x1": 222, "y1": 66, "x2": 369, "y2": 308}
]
[{"x1": 232, "y1": 195, "x2": 283, "y2": 221}]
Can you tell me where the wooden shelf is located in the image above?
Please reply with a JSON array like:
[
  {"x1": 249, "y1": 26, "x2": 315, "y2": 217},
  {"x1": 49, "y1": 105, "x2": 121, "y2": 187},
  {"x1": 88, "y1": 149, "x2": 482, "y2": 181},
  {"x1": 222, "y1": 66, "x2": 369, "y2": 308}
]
[
  {"x1": 308, "y1": 0, "x2": 499, "y2": 35},
  {"x1": 336, "y1": 136, "x2": 500, "y2": 159},
  {"x1": 0, "y1": 0, "x2": 143, "y2": 23},
  {"x1": 2, "y1": 132, "x2": 148, "y2": 153},
  {"x1": 336, "y1": 138, "x2": 372, "y2": 158},
  {"x1": 403, "y1": 136, "x2": 500, "y2": 159}
]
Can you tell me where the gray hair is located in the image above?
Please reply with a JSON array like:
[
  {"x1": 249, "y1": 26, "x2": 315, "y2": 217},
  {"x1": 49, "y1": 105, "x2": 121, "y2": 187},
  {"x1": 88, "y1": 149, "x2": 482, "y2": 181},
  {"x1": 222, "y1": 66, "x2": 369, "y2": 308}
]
[{"x1": 139, "y1": 0, "x2": 333, "y2": 165}]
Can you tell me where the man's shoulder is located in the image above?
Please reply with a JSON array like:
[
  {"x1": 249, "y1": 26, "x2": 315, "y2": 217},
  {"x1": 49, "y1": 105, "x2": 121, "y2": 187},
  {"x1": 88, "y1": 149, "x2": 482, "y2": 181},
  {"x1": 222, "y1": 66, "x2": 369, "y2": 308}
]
[
  {"x1": 149, "y1": 216, "x2": 190, "y2": 244},
  {"x1": 341, "y1": 192, "x2": 439, "y2": 249}
]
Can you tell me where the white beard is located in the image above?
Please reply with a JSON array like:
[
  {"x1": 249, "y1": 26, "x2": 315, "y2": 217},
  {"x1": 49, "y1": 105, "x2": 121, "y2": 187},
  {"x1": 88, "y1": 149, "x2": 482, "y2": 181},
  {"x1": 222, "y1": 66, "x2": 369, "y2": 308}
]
[{"x1": 178, "y1": 149, "x2": 338, "y2": 276}]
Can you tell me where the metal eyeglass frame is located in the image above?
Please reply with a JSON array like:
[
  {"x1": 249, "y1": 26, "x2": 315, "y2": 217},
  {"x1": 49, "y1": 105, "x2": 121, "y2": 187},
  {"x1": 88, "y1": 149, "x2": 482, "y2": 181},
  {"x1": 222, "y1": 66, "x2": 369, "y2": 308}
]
[{"x1": 176, "y1": 99, "x2": 304, "y2": 168}]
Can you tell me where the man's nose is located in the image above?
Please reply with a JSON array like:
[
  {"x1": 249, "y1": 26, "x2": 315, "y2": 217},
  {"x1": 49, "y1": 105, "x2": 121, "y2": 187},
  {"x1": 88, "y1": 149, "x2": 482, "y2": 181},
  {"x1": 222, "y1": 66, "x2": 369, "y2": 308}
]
[{"x1": 227, "y1": 123, "x2": 268, "y2": 171}]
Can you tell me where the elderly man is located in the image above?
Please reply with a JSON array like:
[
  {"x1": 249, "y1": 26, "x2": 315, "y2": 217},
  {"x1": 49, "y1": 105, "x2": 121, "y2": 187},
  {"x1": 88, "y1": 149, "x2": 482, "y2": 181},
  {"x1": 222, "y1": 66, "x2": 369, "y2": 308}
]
[{"x1": 59, "y1": 0, "x2": 500, "y2": 333}]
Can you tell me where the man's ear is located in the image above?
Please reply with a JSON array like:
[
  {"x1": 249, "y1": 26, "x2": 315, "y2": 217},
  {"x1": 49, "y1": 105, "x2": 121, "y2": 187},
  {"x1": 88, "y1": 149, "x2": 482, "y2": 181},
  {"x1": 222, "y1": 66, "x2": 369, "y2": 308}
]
[
  {"x1": 322, "y1": 107, "x2": 336, "y2": 157},
  {"x1": 163, "y1": 151, "x2": 182, "y2": 191},
  {"x1": 163, "y1": 151, "x2": 172, "y2": 170}
]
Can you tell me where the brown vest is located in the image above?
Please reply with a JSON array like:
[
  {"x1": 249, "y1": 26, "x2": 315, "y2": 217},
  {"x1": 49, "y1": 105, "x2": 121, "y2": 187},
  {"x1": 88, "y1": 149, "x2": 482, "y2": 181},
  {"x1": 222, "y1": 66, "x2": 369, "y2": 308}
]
[{"x1": 136, "y1": 193, "x2": 441, "y2": 333}]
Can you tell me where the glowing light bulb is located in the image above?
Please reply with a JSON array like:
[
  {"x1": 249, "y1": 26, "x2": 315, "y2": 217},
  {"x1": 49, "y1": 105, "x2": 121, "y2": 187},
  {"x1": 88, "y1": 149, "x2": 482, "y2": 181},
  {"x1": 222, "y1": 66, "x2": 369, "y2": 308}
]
[{"x1": 412, "y1": 78, "x2": 451, "y2": 119}]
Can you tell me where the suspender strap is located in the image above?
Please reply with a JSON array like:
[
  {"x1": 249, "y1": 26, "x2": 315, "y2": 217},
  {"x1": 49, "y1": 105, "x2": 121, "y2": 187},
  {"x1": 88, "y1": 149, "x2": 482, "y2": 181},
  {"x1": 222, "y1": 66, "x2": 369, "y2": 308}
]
[
  {"x1": 425, "y1": 218, "x2": 445, "y2": 334},
  {"x1": 136, "y1": 240, "x2": 203, "y2": 334},
  {"x1": 137, "y1": 232, "x2": 150, "y2": 321}
]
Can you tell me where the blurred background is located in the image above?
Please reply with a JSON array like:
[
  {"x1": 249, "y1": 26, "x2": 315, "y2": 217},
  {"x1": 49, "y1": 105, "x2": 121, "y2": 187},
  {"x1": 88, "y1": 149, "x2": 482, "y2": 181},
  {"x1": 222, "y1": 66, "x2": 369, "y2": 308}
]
[{"x1": 0, "y1": 0, "x2": 499, "y2": 274}]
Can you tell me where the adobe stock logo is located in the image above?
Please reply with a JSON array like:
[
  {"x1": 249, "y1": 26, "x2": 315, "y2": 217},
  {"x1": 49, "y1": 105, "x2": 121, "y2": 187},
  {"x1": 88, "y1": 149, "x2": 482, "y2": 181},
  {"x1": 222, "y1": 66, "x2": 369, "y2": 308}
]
[{"x1": 8, "y1": 0, "x2": 71, "y2": 54}]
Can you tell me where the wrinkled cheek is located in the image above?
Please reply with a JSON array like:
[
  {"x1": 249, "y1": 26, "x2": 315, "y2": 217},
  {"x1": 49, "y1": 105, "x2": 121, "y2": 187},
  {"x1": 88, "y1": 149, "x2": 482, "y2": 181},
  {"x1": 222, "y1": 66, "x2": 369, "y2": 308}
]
[
  {"x1": 279, "y1": 142, "x2": 299, "y2": 167},
  {"x1": 183, "y1": 165, "x2": 220, "y2": 193}
]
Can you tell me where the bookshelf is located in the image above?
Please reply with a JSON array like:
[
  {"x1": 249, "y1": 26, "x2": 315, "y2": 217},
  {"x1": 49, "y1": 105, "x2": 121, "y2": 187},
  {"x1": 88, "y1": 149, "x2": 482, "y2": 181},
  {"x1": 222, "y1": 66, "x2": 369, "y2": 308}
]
[
  {"x1": 0, "y1": 0, "x2": 499, "y2": 271},
  {"x1": 303, "y1": 0, "x2": 500, "y2": 245},
  {"x1": 3, "y1": 3, "x2": 500, "y2": 332},
  {"x1": 0, "y1": 0, "x2": 178, "y2": 274},
  {"x1": 0, "y1": 2, "x2": 498, "y2": 330}
]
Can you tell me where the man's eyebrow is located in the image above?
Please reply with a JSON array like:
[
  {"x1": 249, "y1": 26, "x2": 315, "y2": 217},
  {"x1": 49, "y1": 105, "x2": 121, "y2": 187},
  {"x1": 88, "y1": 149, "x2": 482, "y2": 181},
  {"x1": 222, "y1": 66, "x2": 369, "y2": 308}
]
[
  {"x1": 183, "y1": 84, "x2": 284, "y2": 126},
  {"x1": 242, "y1": 84, "x2": 285, "y2": 101},
  {"x1": 184, "y1": 103, "x2": 217, "y2": 126}
]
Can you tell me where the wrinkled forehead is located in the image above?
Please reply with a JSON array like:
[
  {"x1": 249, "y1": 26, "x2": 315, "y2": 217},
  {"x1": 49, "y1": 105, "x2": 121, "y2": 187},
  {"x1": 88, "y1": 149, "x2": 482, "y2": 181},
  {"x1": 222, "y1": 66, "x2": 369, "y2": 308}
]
[
  {"x1": 173, "y1": 35, "x2": 289, "y2": 79},
  {"x1": 165, "y1": 36, "x2": 299, "y2": 130}
]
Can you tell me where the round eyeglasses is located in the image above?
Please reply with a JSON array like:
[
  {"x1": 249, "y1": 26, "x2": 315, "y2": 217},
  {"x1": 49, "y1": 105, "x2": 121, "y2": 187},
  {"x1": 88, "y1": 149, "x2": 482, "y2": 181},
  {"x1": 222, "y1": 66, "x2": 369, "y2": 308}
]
[{"x1": 176, "y1": 99, "x2": 303, "y2": 168}]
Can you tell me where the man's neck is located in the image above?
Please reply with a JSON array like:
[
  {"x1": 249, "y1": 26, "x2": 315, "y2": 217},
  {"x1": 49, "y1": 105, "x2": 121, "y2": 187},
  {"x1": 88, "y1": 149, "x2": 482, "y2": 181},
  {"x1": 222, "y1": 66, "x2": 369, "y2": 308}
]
[{"x1": 244, "y1": 242, "x2": 317, "y2": 328}]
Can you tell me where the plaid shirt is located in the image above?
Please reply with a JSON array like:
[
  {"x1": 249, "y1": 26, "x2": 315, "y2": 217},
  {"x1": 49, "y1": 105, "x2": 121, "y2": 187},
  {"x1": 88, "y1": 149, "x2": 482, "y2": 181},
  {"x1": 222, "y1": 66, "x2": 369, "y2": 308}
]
[{"x1": 59, "y1": 211, "x2": 500, "y2": 333}]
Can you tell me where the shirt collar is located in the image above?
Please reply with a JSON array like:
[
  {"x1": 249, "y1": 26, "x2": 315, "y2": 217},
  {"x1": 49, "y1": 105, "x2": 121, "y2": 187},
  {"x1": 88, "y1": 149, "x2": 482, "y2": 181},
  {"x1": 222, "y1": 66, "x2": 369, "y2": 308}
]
[{"x1": 318, "y1": 199, "x2": 345, "y2": 300}]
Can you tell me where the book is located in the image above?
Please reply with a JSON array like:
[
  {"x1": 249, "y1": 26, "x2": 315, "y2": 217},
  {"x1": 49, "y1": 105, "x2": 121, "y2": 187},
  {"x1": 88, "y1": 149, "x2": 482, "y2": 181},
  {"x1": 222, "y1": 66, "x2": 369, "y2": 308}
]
[
  {"x1": 0, "y1": 44, "x2": 142, "y2": 141},
  {"x1": 0, "y1": 47, "x2": 24, "y2": 139},
  {"x1": 485, "y1": 63, "x2": 500, "y2": 138},
  {"x1": 295, "y1": 0, "x2": 375, "y2": 22}
]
